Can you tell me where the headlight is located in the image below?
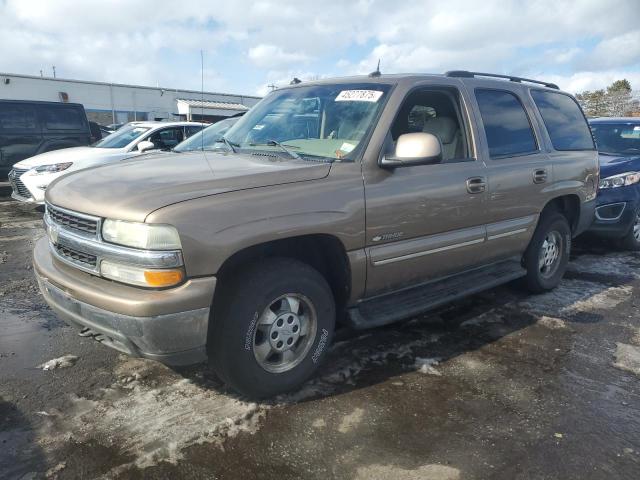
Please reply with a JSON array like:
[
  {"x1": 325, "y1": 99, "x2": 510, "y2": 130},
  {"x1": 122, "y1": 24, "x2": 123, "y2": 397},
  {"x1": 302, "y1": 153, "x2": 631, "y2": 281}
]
[
  {"x1": 33, "y1": 162, "x2": 73, "y2": 174},
  {"x1": 100, "y1": 260, "x2": 184, "y2": 287},
  {"x1": 599, "y1": 172, "x2": 640, "y2": 189},
  {"x1": 102, "y1": 219, "x2": 182, "y2": 250}
]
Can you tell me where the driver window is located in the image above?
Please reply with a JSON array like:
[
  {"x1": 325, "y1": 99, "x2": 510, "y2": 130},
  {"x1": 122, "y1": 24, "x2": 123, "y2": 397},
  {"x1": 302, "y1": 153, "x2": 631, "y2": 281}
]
[{"x1": 390, "y1": 89, "x2": 469, "y2": 163}]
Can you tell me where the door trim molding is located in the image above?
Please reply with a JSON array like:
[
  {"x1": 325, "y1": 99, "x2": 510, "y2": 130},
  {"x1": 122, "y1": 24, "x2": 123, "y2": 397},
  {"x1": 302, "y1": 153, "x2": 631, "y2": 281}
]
[{"x1": 372, "y1": 237, "x2": 485, "y2": 266}]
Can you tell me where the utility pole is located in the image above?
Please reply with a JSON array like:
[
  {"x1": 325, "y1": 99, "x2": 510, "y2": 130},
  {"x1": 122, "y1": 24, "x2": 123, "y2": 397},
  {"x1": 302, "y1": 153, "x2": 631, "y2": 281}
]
[
  {"x1": 39, "y1": 70, "x2": 43, "y2": 77},
  {"x1": 52, "y1": 66, "x2": 56, "y2": 78},
  {"x1": 268, "y1": 83, "x2": 277, "y2": 91}
]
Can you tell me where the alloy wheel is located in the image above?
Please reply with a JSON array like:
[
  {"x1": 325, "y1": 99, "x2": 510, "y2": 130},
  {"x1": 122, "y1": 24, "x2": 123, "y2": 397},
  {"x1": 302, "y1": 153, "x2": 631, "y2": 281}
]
[
  {"x1": 252, "y1": 294, "x2": 317, "y2": 373},
  {"x1": 538, "y1": 230, "x2": 562, "y2": 279}
]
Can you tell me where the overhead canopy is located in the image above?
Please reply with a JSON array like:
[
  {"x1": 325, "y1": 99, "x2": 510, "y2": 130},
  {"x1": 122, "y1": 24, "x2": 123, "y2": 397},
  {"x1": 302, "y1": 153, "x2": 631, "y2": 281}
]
[{"x1": 176, "y1": 98, "x2": 250, "y2": 119}]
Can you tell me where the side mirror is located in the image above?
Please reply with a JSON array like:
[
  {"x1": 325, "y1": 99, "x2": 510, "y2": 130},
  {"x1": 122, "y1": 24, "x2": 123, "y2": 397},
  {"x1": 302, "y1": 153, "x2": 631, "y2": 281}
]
[
  {"x1": 381, "y1": 132, "x2": 442, "y2": 168},
  {"x1": 137, "y1": 140, "x2": 155, "y2": 153}
]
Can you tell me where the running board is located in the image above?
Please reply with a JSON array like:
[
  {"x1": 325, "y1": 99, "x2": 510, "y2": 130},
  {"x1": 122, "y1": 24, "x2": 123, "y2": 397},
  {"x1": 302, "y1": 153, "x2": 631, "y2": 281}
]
[{"x1": 346, "y1": 259, "x2": 526, "y2": 329}]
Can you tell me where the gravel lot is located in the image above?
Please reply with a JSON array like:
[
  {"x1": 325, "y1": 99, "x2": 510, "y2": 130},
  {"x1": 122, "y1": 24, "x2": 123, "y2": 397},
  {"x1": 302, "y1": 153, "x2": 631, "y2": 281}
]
[{"x1": 1, "y1": 195, "x2": 640, "y2": 479}]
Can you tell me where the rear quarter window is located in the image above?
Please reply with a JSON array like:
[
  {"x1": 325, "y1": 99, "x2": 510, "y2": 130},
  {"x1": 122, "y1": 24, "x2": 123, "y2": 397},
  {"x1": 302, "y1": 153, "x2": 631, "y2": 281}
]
[
  {"x1": 41, "y1": 106, "x2": 87, "y2": 131},
  {"x1": 475, "y1": 89, "x2": 538, "y2": 158},
  {"x1": 530, "y1": 90, "x2": 595, "y2": 151}
]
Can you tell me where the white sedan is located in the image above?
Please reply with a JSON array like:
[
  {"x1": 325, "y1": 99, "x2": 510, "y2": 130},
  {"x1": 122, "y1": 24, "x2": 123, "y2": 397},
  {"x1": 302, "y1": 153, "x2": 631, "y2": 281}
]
[{"x1": 9, "y1": 121, "x2": 205, "y2": 204}]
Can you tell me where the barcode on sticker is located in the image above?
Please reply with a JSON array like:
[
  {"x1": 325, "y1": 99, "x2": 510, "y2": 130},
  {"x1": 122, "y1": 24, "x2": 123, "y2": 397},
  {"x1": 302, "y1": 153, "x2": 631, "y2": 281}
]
[{"x1": 335, "y1": 90, "x2": 383, "y2": 102}]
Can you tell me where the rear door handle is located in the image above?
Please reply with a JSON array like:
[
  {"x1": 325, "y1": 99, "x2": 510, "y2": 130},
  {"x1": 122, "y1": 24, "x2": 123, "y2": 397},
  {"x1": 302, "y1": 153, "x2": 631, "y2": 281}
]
[
  {"x1": 466, "y1": 176, "x2": 487, "y2": 194},
  {"x1": 533, "y1": 168, "x2": 548, "y2": 184}
]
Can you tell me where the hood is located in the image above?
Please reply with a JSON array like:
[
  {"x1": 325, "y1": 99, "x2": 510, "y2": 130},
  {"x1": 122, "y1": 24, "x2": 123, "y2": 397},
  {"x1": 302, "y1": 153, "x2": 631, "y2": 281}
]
[
  {"x1": 598, "y1": 153, "x2": 640, "y2": 178},
  {"x1": 14, "y1": 146, "x2": 126, "y2": 168},
  {"x1": 46, "y1": 151, "x2": 332, "y2": 222}
]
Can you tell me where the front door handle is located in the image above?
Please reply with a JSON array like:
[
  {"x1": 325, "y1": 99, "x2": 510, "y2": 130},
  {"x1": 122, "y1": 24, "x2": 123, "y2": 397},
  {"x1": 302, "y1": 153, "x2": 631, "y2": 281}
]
[
  {"x1": 466, "y1": 176, "x2": 487, "y2": 194},
  {"x1": 533, "y1": 168, "x2": 548, "y2": 184}
]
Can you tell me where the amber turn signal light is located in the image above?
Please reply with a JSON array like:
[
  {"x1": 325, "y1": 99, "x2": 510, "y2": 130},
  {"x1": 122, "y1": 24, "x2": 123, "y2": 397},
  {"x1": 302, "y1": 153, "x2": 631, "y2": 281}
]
[{"x1": 143, "y1": 269, "x2": 184, "y2": 287}]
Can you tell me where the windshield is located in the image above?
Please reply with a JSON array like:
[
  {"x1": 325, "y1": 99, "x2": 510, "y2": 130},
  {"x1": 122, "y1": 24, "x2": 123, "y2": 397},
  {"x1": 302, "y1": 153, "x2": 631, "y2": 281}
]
[
  {"x1": 224, "y1": 83, "x2": 391, "y2": 161},
  {"x1": 591, "y1": 123, "x2": 640, "y2": 156},
  {"x1": 174, "y1": 117, "x2": 240, "y2": 152},
  {"x1": 94, "y1": 124, "x2": 151, "y2": 149}
]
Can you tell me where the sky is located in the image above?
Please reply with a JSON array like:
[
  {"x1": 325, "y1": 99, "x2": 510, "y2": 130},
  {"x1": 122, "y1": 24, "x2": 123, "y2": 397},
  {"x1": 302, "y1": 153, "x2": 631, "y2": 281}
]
[{"x1": 0, "y1": 0, "x2": 639, "y2": 97}]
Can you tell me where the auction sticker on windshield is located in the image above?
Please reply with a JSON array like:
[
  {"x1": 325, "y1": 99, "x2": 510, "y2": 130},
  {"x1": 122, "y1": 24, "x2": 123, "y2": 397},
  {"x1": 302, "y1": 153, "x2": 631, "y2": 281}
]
[{"x1": 335, "y1": 90, "x2": 384, "y2": 102}]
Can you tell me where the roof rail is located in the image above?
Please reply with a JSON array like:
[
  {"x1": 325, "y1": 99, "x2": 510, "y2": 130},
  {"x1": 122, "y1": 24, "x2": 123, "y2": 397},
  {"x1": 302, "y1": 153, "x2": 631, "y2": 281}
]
[{"x1": 445, "y1": 70, "x2": 559, "y2": 90}]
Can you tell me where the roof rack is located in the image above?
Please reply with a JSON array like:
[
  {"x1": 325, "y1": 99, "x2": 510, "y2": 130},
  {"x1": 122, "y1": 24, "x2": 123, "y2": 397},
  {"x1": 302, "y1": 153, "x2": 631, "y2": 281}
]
[{"x1": 445, "y1": 70, "x2": 559, "y2": 90}]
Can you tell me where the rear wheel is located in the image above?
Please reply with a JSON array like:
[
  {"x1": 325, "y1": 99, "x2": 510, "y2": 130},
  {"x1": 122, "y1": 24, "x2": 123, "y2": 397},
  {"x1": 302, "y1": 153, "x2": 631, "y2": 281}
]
[
  {"x1": 209, "y1": 257, "x2": 335, "y2": 398},
  {"x1": 618, "y1": 208, "x2": 640, "y2": 251},
  {"x1": 522, "y1": 212, "x2": 571, "y2": 293}
]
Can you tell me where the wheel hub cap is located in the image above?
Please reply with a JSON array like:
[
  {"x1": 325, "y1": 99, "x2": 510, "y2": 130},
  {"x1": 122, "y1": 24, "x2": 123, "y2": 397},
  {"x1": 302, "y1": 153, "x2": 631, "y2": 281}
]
[
  {"x1": 268, "y1": 312, "x2": 301, "y2": 352},
  {"x1": 538, "y1": 230, "x2": 562, "y2": 278}
]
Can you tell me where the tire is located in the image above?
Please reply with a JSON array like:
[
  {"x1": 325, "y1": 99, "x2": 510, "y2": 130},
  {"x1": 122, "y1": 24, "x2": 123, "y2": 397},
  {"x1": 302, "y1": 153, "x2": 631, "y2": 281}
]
[
  {"x1": 209, "y1": 257, "x2": 335, "y2": 398},
  {"x1": 522, "y1": 212, "x2": 571, "y2": 293},
  {"x1": 618, "y1": 207, "x2": 640, "y2": 251}
]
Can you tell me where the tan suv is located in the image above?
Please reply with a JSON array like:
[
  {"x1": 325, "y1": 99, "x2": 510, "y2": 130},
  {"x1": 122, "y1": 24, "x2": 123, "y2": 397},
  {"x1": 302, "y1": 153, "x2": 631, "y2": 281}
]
[{"x1": 34, "y1": 71, "x2": 598, "y2": 397}]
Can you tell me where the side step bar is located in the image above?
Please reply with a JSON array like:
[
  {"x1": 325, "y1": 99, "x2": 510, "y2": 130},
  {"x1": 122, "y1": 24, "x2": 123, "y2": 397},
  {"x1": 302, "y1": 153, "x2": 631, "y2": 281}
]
[{"x1": 346, "y1": 259, "x2": 526, "y2": 329}]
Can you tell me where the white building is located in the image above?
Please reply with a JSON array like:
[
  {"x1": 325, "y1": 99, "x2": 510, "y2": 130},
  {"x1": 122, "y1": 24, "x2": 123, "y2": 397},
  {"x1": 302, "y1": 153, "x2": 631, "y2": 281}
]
[{"x1": 0, "y1": 72, "x2": 261, "y2": 125}]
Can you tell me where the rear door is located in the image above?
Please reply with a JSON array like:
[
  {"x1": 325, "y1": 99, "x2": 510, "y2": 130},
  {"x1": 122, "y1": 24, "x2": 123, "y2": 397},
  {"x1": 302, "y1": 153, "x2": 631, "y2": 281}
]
[
  {"x1": 0, "y1": 102, "x2": 41, "y2": 174},
  {"x1": 469, "y1": 85, "x2": 551, "y2": 263}
]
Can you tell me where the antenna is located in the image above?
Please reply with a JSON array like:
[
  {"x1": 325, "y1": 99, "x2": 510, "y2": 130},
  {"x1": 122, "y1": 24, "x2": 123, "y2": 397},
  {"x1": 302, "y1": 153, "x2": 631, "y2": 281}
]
[
  {"x1": 368, "y1": 59, "x2": 381, "y2": 78},
  {"x1": 267, "y1": 83, "x2": 277, "y2": 92},
  {"x1": 200, "y1": 49, "x2": 204, "y2": 151}
]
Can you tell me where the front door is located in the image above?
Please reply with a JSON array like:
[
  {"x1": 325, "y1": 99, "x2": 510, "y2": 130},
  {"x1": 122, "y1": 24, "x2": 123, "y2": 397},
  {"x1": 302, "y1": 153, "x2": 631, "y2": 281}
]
[{"x1": 363, "y1": 87, "x2": 489, "y2": 296}]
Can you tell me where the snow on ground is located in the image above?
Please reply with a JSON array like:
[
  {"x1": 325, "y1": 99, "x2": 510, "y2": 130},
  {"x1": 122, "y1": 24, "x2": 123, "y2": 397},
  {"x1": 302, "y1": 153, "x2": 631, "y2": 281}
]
[
  {"x1": 569, "y1": 253, "x2": 640, "y2": 279},
  {"x1": 613, "y1": 343, "x2": 640, "y2": 376},
  {"x1": 518, "y1": 279, "x2": 632, "y2": 318},
  {"x1": 355, "y1": 463, "x2": 460, "y2": 480},
  {"x1": 38, "y1": 355, "x2": 78, "y2": 370},
  {"x1": 279, "y1": 333, "x2": 443, "y2": 403},
  {"x1": 38, "y1": 357, "x2": 266, "y2": 471},
  {"x1": 413, "y1": 357, "x2": 442, "y2": 376}
]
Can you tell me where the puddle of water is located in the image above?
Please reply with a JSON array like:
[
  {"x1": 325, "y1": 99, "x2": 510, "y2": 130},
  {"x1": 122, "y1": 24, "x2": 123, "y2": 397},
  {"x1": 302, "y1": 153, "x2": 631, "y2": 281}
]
[{"x1": 0, "y1": 310, "x2": 59, "y2": 373}]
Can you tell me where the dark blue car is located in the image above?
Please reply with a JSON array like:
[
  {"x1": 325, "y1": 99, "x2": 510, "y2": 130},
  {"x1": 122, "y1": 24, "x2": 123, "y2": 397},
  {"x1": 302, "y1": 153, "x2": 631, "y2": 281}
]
[{"x1": 588, "y1": 117, "x2": 640, "y2": 250}]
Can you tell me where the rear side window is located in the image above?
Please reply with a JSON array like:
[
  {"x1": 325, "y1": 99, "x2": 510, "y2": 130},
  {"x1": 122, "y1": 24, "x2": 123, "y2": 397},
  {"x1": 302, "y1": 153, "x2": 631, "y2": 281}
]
[
  {"x1": 41, "y1": 106, "x2": 86, "y2": 130},
  {"x1": 0, "y1": 104, "x2": 37, "y2": 130},
  {"x1": 475, "y1": 89, "x2": 537, "y2": 158},
  {"x1": 530, "y1": 90, "x2": 595, "y2": 151}
]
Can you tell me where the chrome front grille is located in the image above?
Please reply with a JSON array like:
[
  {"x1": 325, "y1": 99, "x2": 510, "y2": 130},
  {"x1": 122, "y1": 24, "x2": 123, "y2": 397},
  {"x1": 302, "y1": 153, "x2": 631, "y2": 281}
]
[
  {"x1": 54, "y1": 244, "x2": 97, "y2": 268},
  {"x1": 44, "y1": 205, "x2": 184, "y2": 277},
  {"x1": 47, "y1": 204, "x2": 99, "y2": 236},
  {"x1": 9, "y1": 168, "x2": 31, "y2": 199}
]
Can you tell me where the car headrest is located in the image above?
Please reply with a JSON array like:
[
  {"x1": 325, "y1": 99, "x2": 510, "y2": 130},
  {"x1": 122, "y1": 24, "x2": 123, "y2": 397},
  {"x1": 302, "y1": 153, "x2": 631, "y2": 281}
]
[{"x1": 423, "y1": 117, "x2": 457, "y2": 144}]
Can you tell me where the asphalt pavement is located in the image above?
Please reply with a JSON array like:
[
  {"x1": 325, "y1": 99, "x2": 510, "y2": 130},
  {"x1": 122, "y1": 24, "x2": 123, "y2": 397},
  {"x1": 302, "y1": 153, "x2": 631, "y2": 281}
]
[{"x1": 1, "y1": 196, "x2": 639, "y2": 479}]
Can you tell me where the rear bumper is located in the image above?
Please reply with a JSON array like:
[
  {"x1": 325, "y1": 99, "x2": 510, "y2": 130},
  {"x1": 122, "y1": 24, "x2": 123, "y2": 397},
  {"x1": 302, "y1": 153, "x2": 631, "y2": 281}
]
[{"x1": 34, "y1": 236, "x2": 215, "y2": 366}]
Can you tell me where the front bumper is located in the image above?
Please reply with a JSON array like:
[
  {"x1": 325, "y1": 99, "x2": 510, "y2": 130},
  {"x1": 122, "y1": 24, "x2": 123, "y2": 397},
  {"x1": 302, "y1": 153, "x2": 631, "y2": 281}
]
[
  {"x1": 34, "y1": 236, "x2": 216, "y2": 366},
  {"x1": 587, "y1": 186, "x2": 640, "y2": 239},
  {"x1": 9, "y1": 168, "x2": 64, "y2": 204}
]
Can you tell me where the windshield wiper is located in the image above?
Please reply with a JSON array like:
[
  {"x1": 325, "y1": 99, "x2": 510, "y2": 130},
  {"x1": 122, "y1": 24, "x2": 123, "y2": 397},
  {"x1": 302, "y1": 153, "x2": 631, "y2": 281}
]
[
  {"x1": 249, "y1": 139, "x2": 300, "y2": 159},
  {"x1": 216, "y1": 136, "x2": 239, "y2": 153}
]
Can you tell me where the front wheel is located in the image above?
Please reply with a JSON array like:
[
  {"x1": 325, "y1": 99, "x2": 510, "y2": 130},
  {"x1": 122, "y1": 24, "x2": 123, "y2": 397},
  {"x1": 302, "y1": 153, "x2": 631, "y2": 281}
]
[
  {"x1": 522, "y1": 212, "x2": 571, "y2": 293},
  {"x1": 209, "y1": 258, "x2": 335, "y2": 398}
]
